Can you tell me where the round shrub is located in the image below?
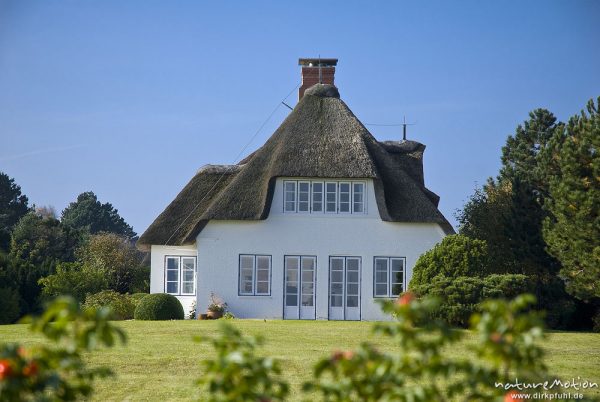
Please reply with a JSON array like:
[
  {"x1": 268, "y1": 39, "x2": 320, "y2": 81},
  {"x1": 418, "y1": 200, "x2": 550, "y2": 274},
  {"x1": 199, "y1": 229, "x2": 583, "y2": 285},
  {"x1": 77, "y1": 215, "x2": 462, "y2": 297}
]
[
  {"x1": 409, "y1": 235, "x2": 489, "y2": 288},
  {"x1": 129, "y1": 292, "x2": 149, "y2": 307},
  {"x1": 83, "y1": 290, "x2": 135, "y2": 320},
  {"x1": 133, "y1": 293, "x2": 184, "y2": 320},
  {"x1": 0, "y1": 287, "x2": 21, "y2": 324}
]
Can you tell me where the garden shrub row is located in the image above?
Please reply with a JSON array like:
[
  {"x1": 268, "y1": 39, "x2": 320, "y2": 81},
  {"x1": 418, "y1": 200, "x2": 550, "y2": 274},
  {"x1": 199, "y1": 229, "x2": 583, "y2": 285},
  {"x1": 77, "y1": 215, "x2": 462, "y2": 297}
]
[
  {"x1": 82, "y1": 292, "x2": 184, "y2": 321},
  {"x1": 410, "y1": 274, "x2": 533, "y2": 327}
]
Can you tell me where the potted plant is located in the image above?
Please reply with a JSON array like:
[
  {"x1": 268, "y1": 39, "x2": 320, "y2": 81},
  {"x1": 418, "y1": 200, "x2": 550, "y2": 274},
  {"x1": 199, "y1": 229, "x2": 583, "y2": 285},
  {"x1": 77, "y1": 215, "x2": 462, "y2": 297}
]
[{"x1": 206, "y1": 292, "x2": 227, "y2": 319}]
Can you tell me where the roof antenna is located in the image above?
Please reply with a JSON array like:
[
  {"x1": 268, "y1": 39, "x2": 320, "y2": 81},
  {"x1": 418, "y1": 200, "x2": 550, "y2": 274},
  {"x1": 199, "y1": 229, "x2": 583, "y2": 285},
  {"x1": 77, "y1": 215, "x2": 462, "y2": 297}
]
[
  {"x1": 318, "y1": 54, "x2": 322, "y2": 84},
  {"x1": 402, "y1": 116, "x2": 416, "y2": 140}
]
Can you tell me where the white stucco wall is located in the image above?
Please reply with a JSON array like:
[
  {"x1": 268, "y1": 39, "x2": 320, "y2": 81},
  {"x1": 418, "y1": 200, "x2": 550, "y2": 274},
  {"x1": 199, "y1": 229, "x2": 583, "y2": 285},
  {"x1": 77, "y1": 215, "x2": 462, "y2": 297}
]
[
  {"x1": 193, "y1": 178, "x2": 446, "y2": 321},
  {"x1": 150, "y1": 244, "x2": 197, "y2": 316}
]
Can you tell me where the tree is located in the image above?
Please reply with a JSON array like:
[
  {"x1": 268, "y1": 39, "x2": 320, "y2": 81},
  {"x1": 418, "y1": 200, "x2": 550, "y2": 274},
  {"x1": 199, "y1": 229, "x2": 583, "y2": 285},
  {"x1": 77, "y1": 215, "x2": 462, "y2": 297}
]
[
  {"x1": 8, "y1": 212, "x2": 82, "y2": 314},
  {"x1": 38, "y1": 262, "x2": 108, "y2": 303},
  {"x1": 542, "y1": 97, "x2": 600, "y2": 301},
  {"x1": 0, "y1": 172, "x2": 29, "y2": 251},
  {"x1": 61, "y1": 192, "x2": 135, "y2": 238},
  {"x1": 78, "y1": 233, "x2": 147, "y2": 294}
]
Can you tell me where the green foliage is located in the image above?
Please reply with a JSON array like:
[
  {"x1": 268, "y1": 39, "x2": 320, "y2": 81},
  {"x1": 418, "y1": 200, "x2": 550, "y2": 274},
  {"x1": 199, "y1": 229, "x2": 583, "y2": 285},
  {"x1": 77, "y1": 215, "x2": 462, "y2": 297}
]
[
  {"x1": 38, "y1": 262, "x2": 108, "y2": 303},
  {"x1": 0, "y1": 296, "x2": 126, "y2": 401},
  {"x1": 542, "y1": 97, "x2": 600, "y2": 301},
  {"x1": 61, "y1": 191, "x2": 136, "y2": 238},
  {"x1": 129, "y1": 292, "x2": 149, "y2": 307},
  {"x1": 7, "y1": 212, "x2": 84, "y2": 315},
  {"x1": 83, "y1": 290, "x2": 136, "y2": 320},
  {"x1": 0, "y1": 172, "x2": 29, "y2": 252},
  {"x1": 78, "y1": 233, "x2": 147, "y2": 294},
  {"x1": 410, "y1": 275, "x2": 533, "y2": 327},
  {"x1": 196, "y1": 323, "x2": 289, "y2": 402},
  {"x1": 471, "y1": 294, "x2": 546, "y2": 380},
  {"x1": 304, "y1": 294, "x2": 547, "y2": 401},
  {"x1": 0, "y1": 287, "x2": 20, "y2": 324},
  {"x1": 133, "y1": 293, "x2": 184, "y2": 320},
  {"x1": 409, "y1": 234, "x2": 489, "y2": 286}
]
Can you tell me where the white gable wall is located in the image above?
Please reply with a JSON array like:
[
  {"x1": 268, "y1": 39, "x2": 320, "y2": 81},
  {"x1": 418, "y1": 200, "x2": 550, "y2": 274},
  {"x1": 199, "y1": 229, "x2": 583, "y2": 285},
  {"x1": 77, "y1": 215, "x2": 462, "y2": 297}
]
[{"x1": 194, "y1": 178, "x2": 446, "y2": 320}]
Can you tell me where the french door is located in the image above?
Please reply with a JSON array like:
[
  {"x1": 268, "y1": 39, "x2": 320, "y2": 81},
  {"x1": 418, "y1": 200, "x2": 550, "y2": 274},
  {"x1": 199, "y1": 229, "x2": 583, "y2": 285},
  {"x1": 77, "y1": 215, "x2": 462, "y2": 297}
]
[
  {"x1": 284, "y1": 256, "x2": 316, "y2": 320},
  {"x1": 329, "y1": 257, "x2": 361, "y2": 320}
]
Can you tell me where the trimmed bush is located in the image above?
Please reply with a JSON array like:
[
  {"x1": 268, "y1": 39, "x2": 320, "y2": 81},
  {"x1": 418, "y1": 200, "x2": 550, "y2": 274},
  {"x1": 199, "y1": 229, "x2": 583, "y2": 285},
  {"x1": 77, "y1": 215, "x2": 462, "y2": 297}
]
[
  {"x1": 83, "y1": 290, "x2": 135, "y2": 320},
  {"x1": 0, "y1": 286, "x2": 21, "y2": 324},
  {"x1": 133, "y1": 293, "x2": 184, "y2": 320},
  {"x1": 411, "y1": 274, "x2": 533, "y2": 327},
  {"x1": 409, "y1": 235, "x2": 489, "y2": 288}
]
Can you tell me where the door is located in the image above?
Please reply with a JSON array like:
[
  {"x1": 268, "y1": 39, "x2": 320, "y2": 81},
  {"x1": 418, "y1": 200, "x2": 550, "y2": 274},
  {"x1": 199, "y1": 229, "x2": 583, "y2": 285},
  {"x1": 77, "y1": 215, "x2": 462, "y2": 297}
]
[
  {"x1": 284, "y1": 256, "x2": 316, "y2": 320},
  {"x1": 329, "y1": 257, "x2": 361, "y2": 320}
]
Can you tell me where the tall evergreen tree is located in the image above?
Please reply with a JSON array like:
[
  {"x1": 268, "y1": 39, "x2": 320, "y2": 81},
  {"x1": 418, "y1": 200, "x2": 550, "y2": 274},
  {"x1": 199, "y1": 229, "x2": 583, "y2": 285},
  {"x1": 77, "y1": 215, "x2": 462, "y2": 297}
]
[
  {"x1": 0, "y1": 172, "x2": 30, "y2": 251},
  {"x1": 61, "y1": 191, "x2": 136, "y2": 238},
  {"x1": 542, "y1": 98, "x2": 600, "y2": 301}
]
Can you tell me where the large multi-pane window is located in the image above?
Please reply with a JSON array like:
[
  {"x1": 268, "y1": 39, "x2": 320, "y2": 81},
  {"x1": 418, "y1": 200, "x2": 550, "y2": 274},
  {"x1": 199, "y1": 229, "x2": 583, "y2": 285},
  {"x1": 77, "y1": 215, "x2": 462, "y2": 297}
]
[
  {"x1": 165, "y1": 256, "x2": 196, "y2": 295},
  {"x1": 283, "y1": 179, "x2": 367, "y2": 214},
  {"x1": 373, "y1": 257, "x2": 405, "y2": 297},
  {"x1": 239, "y1": 255, "x2": 272, "y2": 296}
]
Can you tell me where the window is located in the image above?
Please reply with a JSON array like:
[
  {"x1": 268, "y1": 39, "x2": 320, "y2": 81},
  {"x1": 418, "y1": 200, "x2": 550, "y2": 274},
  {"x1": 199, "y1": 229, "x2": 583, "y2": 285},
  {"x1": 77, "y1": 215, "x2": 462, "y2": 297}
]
[
  {"x1": 339, "y1": 182, "x2": 351, "y2": 213},
  {"x1": 353, "y1": 182, "x2": 365, "y2": 213},
  {"x1": 298, "y1": 181, "x2": 310, "y2": 212},
  {"x1": 239, "y1": 254, "x2": 271, "y2": 296},
  {"x1": 373, "y1": 257, "x2": 405, "y2": 297},
  {"x1": 325, "y1": 182, "x2": 337, "y2": 213},
  {"x1": 284, "y1": 181, "x2": 296, "y2": 212},
  {"x1": 283, "y1": 179, "x2": 367, "y2": 215},
  {"x1": 165, "y1": 256, "x2": 196, "y2": 295},
  {"x1": 312, "y1": 182, "x2": 323, "y2": 212}
]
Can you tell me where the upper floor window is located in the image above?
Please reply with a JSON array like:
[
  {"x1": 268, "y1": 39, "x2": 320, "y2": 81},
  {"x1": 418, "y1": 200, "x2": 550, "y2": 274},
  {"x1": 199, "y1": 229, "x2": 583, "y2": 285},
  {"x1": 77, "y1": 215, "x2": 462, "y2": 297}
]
[
  {"x1": 283, "y1": 179, "x2": 366, "y2": 214},
  {"x1": 165, "y1": 256, "x2": 196, "y2": 296},
  {"x1": 373, "y1": 257, "x2": 405, "y2": 298}
]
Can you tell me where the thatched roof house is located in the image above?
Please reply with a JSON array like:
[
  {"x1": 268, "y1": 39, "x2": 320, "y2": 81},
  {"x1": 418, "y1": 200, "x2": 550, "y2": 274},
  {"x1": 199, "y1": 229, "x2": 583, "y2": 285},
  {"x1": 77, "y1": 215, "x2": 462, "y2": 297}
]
[
  {"x1": 139, "y1": 83, "x2": 453, "y2": 249},
  {"x1": 140, "y1": 58, "x2": 454, "y2": 321}
]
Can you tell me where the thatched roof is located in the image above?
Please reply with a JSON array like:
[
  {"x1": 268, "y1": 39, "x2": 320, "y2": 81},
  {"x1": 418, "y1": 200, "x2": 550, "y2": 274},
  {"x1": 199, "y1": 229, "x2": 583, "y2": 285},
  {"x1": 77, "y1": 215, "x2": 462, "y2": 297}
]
[{"x1": 138, "y1": 84, "x2": 454, "y2": 249}]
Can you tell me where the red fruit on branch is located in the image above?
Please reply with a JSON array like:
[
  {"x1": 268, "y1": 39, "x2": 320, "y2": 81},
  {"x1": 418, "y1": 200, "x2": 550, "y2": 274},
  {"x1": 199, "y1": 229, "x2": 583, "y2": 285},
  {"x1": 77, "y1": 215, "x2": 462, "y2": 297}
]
[
  {"x1": 22, "y1": 362, "x2": 38, "y2": 377},
  {"x1": 0, "y1": 359, "x2": 13, "y2": 380},
  {"x1": 397, "y1": 292, "x2": 415, "y2": 306}
]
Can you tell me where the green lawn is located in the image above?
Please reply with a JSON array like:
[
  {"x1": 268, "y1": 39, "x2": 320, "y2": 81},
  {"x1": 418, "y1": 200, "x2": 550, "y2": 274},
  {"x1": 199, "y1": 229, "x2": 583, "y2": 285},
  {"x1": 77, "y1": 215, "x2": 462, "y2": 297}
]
[{"x1": 1, "y1": 320, "x2": 599, "y2": 401}]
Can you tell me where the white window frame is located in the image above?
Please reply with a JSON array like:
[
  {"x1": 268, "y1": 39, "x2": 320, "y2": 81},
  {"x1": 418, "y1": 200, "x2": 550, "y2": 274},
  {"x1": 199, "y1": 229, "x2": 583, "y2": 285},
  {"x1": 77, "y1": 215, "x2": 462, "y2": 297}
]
[
  {"x1": 283, "y1": 181, "x2": 297, "y2": 213},
  {"x1": 238, "y1": 254, "x2": 272, "y2": 296},
  {"x1": 373, "y1": 257, "x2": 405, "y2": 298},
  {"x1": 164, "y1": 256, "x2": 197, "y2": 296},
  {"x1": 325, "y1": 181, "x2": 338, "y2": 213},
  {"x1": 352, "y1": 182, "x2": 366, "y2": 214},
  {"x1": 311, "y1": 181, "x2": 324, "y2": 213},
  {"x1": 283, "y1": 179, "x2": 367, "y2": 215},
  {"x1": 338, "y1": 181, "x2": 352, "y2": 214},
  {"x1": 297, "y1": 181, "x2": 311, "y2": 213}
]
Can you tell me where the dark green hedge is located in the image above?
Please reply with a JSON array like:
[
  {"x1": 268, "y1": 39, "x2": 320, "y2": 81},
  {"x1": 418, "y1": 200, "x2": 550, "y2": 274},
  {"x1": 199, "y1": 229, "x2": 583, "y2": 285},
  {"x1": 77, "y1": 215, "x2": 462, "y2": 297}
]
[
  {"x1": 133, "y1": 293, "x2": 184, "y2": 320},
  {"x1": 410, "y1": 274, "x2": 534, "y2": 327}
]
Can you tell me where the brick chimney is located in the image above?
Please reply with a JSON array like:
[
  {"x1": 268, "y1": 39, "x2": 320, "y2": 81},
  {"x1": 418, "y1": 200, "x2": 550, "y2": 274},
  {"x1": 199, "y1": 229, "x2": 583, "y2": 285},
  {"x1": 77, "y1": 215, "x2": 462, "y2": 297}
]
[{"x1": 298, "y1": 58, "x2": 338, "y2": 100}]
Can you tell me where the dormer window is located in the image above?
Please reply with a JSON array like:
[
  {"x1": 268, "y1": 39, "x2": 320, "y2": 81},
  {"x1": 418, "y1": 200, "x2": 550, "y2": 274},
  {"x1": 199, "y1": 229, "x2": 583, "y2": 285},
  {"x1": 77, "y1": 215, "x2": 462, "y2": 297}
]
[{"x1": 283, "y1": 179, "x2": 366, "y2": 214}]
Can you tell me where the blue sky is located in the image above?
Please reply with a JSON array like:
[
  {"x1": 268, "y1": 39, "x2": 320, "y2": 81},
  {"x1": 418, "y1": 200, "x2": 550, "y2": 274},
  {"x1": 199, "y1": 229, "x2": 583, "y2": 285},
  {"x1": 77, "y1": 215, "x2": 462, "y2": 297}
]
[{"x1": 1, "y1": 1, "x2": 599, "y2": 235}]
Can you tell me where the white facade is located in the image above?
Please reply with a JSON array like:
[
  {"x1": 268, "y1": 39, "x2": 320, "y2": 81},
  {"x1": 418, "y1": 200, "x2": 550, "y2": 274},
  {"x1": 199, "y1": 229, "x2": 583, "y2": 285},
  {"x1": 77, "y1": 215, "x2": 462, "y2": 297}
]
[{"x1": 150, "y1": 178, "x2": 446, "y2": 320}]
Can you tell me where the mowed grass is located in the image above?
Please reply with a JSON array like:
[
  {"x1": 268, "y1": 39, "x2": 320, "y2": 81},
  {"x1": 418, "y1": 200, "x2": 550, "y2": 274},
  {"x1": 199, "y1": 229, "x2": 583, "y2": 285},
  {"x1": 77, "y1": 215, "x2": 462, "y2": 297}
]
[{"x1": 1, "y1": 320, "x2": 599, "y2": 401}]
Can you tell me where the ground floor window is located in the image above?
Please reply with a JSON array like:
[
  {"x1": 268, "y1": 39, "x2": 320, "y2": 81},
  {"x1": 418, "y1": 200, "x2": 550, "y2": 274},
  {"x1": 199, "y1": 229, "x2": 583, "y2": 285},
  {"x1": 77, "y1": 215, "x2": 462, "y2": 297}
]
[
  {"x1": 239, "y1": 254, "x2": 272, "y2": 296},
  {"x1": 373, "y1": 257, "x2": 405, "y2": 297},
  {"x1": 165, "y1": 256, "x2": 196, "y2": 295}
]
